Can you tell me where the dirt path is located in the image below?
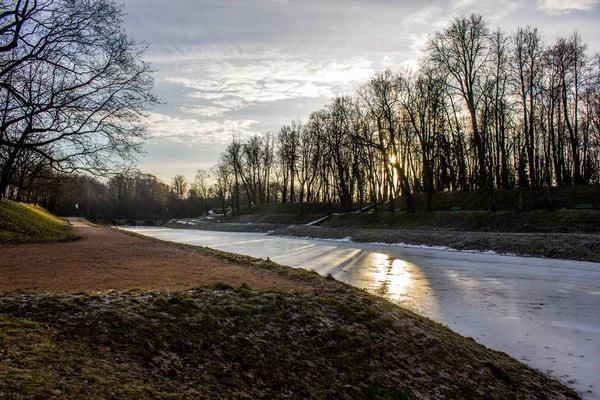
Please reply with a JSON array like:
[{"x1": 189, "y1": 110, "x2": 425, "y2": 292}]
[{"x1": 0, "y1": 220, "x2": 309, "y2": 292}]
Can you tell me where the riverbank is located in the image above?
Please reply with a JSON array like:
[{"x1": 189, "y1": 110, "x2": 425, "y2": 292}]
[
  {"x1": 0, "y1": 221, "x2": 580, "y2": 398},
  {"x1": 166, "y1": 212, "x2": 600, "y2": 262},
  {"x1": 273, "y1": 225, "x2": 600, "y2": 262}
]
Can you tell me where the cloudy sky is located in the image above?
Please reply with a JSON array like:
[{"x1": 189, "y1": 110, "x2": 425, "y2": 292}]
[{"x1": 121, "y1": 0, "x2": 600, "y2": 183}]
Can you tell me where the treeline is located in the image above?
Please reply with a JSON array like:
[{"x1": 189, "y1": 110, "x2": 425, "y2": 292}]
[
  {"x1": 5, "y1": 170, "x2": 215, "y2": 220},
  {"x1": 211, "y1": 14, "x2": 600, "y2": 213}
]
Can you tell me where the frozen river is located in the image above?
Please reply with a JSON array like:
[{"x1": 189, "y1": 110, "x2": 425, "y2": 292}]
[{"x1": 123, "y1": 227, "x2": 600, "y2": 398}]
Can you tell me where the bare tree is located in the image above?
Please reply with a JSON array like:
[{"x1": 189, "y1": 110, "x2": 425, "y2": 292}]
[
  {"x1": 400, "y1": 68, "x2": 447, "y2": 211},
  {"x1": 429, "y1": 14, "x2": 491, "y2": 189},
  {"x1": 277, "y1": 124, "x2": 298, "y2": 203},
  {"x1": 223, "y1": 139, "x2": 253, "y2": 210},
  {"x1": 296, "y1": 116, "x2": 322, "y2": 215},
  {"x1": 489, "y1": 28, "x2": 511, "y2": 190},
  {"x1": 358, "y1": 70, "x2": 400, "y2": 202},
  {"x1": 194, "y1": 168, "x2": 211, "y2": 215},
  {"x1": 171, "y1": 174, "x2": 188, "y2": 201},
  {"x1": 211, "y1": 161, "x2": 232, "y2": 216},
  {"x1": 0, "y1": 0, "x2": 156, "y2": 197},
  {"x1": 511, "y1": 26, "x2": 544, "y2": 187},
  {"x1": 324, "y1": 96, "x2": 358, "y2": 212},
  {"x1": 243, "y1": 135, "x2": 263, "y2": 205},
  {"x1": 261, "y1": 132, "x2": 275, "y2": 203},
  {"x1": 548, "y1": 32, "x2": 589, "y2": 184},
  {"x1": 203, "y1": 17, "x2": 599, "y2": 214}
]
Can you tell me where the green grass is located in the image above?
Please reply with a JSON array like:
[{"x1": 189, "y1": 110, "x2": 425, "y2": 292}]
[
  {"x1": 0, "y1": 288, "x2": 580, "y2": 399},
  {"x1": 0, "y1": 199, "x2": 72, "y2": 243}
]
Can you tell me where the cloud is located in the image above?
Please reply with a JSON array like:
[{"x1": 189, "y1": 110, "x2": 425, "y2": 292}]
[
  {"x1": 536, "y1": 0, "x2": 599, "y2": 14},
  {"x1": 451, "y1": 0, "x2": 523, "y2": 19},
  {"x1": 180, "y1": 105, "x2": 229, "y2": 117},
  {"x1": 163, "y1": 52, "x2": 373, "y2": 106},
  {"x1": 170, "y1": 75, "x2": 333, "y2": 103},
  {"x1": 144, "y1": 112, "x2": 259, "y2": 145},
  {"x1": 212, "y1": 98, "x2": 248, "y2": 110},
  {"x1": 406, "y1": 33, "x2": 430, "y2": 60},
  {"x1": 402, "y1": 5, "x2": 446, "y2": 29}
]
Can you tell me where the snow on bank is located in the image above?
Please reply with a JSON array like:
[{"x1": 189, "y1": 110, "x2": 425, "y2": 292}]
[
  {"x1": 175, "y1": 221, "x2": 198, "y2": 226},
  {"x1": 280, "y1": 234, "x2": 515, "y2": 256}
]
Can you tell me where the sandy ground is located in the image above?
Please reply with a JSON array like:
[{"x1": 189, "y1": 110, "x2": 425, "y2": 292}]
[{"x1": 0, "y1": 220, "x2": 310, "y2": 292}]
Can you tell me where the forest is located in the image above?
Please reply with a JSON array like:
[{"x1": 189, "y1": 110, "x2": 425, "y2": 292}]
[{"x1": 3, "y1": 14, "x2": 599, "y2": 218}]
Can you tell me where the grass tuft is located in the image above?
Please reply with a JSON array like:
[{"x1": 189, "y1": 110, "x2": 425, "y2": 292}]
[{"x1": 210, "y1": 281, "x2": 235, "y2": 290}]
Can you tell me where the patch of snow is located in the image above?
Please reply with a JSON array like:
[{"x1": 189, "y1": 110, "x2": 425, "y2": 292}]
[
  {"x1": 175, "y1": 221, "x2": 197, "y2": 226},
  {"x1": 306, "y1": 215, "x2": 333, "y2": 226},
  {"x1": 321, "y1": 236, "x2": 353, "y2": 243},
  {"x1": 371, "y1": 241, "x2": 455, "y2": 251},
  {"x1": 282, "y1": 234, "x2": 511, "y2": 256},
  {"x1": 368, "y1": 241, "x2": 508, "y2": 255}
]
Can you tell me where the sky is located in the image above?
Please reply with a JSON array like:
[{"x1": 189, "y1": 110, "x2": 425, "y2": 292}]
[{"x1": 121, "y1": 0, "x2": 600, "y2": 184}]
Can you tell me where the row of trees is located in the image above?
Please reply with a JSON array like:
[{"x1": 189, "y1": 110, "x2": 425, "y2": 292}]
[
  {"x1": 10, "y1": 169, "x2": 216, "y2": 220},
  {"x1": 211, "y1": 14, "x2": 599, "y2": 213},
  {"x1": 0, "y1": 0, "x2": 156, "y2": 199}
]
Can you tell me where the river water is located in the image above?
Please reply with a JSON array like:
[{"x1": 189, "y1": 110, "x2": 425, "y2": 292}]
[{"x1": 122, "y1": 227, "x2": 600, "y2": 398}]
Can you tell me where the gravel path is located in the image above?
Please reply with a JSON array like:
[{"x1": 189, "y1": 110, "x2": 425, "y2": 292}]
[{"x1": 0, "y1": 220, "x2": 310, "y2": 292}]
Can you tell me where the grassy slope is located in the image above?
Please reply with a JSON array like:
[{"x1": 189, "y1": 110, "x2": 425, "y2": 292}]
[
  {"x1": 390, "y1": 185, "x2": 600, "y2": 212},
  {"x1": 322, "y1": 210, "x2": 600, "y2": 234},
  {"x1": 0, "y1": 284, "x2": 579, "y2": 399},
  {"x1": 0, "y1": 199, "x2": 72, "y2": 243}
]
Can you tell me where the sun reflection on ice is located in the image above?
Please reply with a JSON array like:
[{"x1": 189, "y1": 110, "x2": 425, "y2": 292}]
[{"x1": 369, "y1": 253, "x2": 413, "y2": 301}]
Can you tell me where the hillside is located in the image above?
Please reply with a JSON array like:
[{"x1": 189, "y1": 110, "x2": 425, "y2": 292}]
[
  {"x1": 390, "y1": 185, "x2": 600, "y2": 212},
  {"x1": 321, "y1": 209, "x2": 600, "y2": 234},
  {"x1": 0, "y1": 199, "x2": 72, "y2": 243},
  {"x1": 0, "y1": 284, "x2": 579, "y2": 399}
]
